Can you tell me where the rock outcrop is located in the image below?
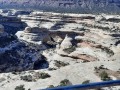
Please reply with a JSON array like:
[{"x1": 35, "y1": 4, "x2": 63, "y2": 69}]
[
  {"x1": 60, "y1": 35, "x2": 73, "y2": 50},
  {"x1": 0, "y1": 14, "x2": 27, "y2": 34},
  {"x1": 16, "y1": 27, "x2": 49, "y2": 45}
]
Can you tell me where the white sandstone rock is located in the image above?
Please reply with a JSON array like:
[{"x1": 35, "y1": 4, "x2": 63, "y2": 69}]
[{"x1": 60, "y1": 35, "x2": 73, "y2": 49}]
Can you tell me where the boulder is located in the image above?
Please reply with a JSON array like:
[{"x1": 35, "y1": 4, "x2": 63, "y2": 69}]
[{"x1": 60, "y1": 35, "x2": 73, "y2": 50}]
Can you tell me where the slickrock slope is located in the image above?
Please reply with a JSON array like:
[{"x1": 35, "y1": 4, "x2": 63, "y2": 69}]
[{"x1": 0, "y1": 11, "x2": 120, "y2": 90}]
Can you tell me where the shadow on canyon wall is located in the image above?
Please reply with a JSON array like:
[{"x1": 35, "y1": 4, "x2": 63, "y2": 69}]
[{"x1": 0, "y1": 16, "x2": 27, "y2": 34}]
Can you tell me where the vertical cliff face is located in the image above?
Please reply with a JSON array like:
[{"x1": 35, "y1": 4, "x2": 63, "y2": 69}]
[{"x1": 0, "y1": 0, "x2": 120, "y2": 13}]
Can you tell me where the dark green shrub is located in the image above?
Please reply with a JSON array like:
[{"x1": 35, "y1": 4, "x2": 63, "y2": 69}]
[
  {"x1": 63, "y1": 46, "x2": 76, "y2": 54},
  {"x1": 47, "y1": 85, "x2": 55, "y2": 88},
  {"x1": 12, "y1": 71, "x2": 17, "y2": 75},
  {"x1": 15, "y1": 85, "x2": 25, "y2": 90},
  {"x1": 82, "y1": 80, "x2": 90, "y2": 84},
  {"x1": 48, "y1": 68, "x2": 56, "y2": 71},
  {"x1": 99, "y1": 65, "x2": 105, "y2": 69},
  {"x1": 34, "y1": 72, "x2": 51, "y2": 79},
  {"x1": 20, "y1": 75, "x2": 33, "y2": 82},
  {"x1": 54, "y1": 60, "x2": 69, "y2": 68},
  {"x1": 59, "y1": 79, "x2": 71, "y2": 86},
  {"x1": 99, "y1": 71, "x2": 111, "y2": 81}
]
